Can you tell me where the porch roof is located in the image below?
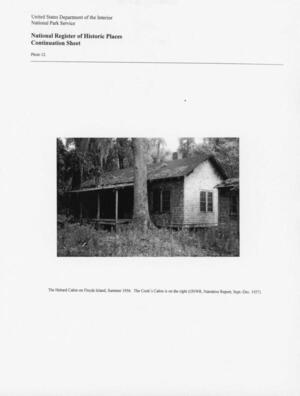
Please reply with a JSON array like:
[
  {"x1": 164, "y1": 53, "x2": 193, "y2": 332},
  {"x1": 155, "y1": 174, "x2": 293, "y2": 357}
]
[{"x1": 215, "y1": 177, "x2": 239, "y2": 190}]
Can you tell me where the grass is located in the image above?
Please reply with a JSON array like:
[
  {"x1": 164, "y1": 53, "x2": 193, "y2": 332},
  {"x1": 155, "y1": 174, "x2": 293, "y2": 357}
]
[{"x1": 57, "y1": 222, "x2": 239, "y2": 257}]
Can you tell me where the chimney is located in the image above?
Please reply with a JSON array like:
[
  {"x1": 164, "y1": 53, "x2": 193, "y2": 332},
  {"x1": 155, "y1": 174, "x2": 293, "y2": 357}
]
[{"x1": 172, "y1": 151, "x2": 183, "y2": 160}]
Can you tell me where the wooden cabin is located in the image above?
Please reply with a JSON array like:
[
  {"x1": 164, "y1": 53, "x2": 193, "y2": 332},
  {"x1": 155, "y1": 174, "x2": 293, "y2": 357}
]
[
  {"x1": 215, "y1": 178, "x2": 239, "y2": 232},
  {"x1": 68, "y1": 154, "x2": 228, "y2": 228}
]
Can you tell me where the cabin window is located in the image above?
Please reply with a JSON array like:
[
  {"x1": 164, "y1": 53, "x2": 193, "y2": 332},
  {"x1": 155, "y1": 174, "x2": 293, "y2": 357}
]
[
  {"x1": 152, "y1": 189, "x2": 171, "y2": 213},
  {"x1": 162, "y1": 190, "x2": 171, "y2": 212},
  {"x1": 200, "y1": 191, "x2": 207, "y2": 212},
  {"x1": 200, "y1": 190, "x2": 213, "y2": 212},
  {"x1": 153, "y1": 189, "x2": 161, "y2": 212}
]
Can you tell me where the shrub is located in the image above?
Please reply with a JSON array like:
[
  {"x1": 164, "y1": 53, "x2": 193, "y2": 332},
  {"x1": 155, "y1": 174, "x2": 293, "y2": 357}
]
[{"x1": 57, "y1": 222, "x2": 239, "y2": 257}]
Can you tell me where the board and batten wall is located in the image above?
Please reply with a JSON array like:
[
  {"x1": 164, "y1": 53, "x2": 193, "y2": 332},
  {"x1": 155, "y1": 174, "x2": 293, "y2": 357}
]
[
  {"x1": 149, "y1": 178, "x2": 184, "y2": 227},
  {"x1": 183, "y1": 160, "x2": 223, "y2": 226}
]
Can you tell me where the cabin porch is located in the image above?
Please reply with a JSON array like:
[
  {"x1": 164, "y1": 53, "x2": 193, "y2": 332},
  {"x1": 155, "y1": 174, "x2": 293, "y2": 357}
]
[{"x1": 69, "y1": 184, "x2": 134, "y2": 229}]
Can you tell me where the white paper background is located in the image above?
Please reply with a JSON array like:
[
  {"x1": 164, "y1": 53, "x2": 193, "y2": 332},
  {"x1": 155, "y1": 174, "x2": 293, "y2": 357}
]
[{"x1": 1, "y1": 0, "x2": 300, "y2": 395}]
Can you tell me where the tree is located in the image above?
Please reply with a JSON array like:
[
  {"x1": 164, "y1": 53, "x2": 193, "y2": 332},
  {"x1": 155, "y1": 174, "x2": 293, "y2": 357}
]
[
  {"x1": 199, "y1": 138, "x2": 239, "y2": 177},
  {"x1": 65, "y1": 138, "x2": 91, "y2": 188},
  {"x1": 57, "y1": 138, "x2": 80, "y2": 213},
  {"x1": 65, "y1": 138, "x2": 116, "y2": 187},
  {"x1": 178, "y1": 138, "x2": 196, "y2": 158},
  {"x1": 115, "y1": 138, "x2": 134, "y2": 169},
  {"x1": 148, "y1": 138, "x2": 170, "y2": 164},
  {"x1": 132, "y1": 138, "x2": 151, "y2": 231},
  {"x1": 57, "y1": 138, "x2": 68, "y2": 212}
]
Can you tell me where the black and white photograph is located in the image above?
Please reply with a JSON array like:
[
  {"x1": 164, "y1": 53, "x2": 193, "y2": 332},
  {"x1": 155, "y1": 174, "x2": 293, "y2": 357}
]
[{"x1": 57, "y1": 137, "x2": 239, "y2": 256}]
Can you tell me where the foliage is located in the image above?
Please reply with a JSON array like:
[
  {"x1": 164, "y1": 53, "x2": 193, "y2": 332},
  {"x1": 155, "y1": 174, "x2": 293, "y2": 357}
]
[
  {"x1": 57, "y1": 222, "x2": 239, "y2": 257},
  {"x1": 57, "y1": 138, "x2": 79, "y2": 211},
  {"x1": 199, "y1": 138, "x2": 239, "y2": 178},
  {"x1": 65, "y1": 138, "x2": 116, "y2": 185},
  {"x1": 57, "y1": 138, "x2": 135, "y2": 210},
  {"x1": 174, "y1": 137, "x2": 239, "y2": 178},
  {"x1": 178, "y1": 138, "x2": 196, "y2": 158},
  {"x1": 114, "y1": 138, "x2": 134, "y2": 169},
  {"x1": 57, "y1": 138, "x2": 67, "y2": 198},
  {"x1": 146, "y1": 138, "x2": 170, "y2": 164}
]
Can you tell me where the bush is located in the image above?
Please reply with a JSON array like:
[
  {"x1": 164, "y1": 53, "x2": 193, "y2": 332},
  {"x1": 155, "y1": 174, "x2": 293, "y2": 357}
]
[
  {"x1": 57, "y1": 222, "x2": 239, "y2": 257},
  {"x1": 196, "y1": 226, "x2": 239, "y2": 256}
]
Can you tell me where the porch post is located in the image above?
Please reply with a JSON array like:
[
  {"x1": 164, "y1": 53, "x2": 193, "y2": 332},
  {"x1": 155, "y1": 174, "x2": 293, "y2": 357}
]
[
  {"x1": 97, "y1": 191, "x2": 101, "y2": 219},
  {"x1": 115, "y1": 189, "x2": 119, "y2": 230}
]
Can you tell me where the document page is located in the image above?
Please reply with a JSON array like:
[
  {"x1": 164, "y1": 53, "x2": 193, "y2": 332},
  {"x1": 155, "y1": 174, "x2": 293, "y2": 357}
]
[{"x1": 1, "y1": 0, "x2": 300, "y2": 395}]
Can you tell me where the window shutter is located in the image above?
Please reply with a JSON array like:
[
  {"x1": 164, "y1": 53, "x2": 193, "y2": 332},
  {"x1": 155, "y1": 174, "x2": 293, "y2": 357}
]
[{"x1": 200, "y1": 191, "x2": 206, "y2": 212}]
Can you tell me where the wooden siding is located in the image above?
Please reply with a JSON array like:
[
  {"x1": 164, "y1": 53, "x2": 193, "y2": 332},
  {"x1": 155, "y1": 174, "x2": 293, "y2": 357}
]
[
  {"x1": 148, "y1": 178, "x2": 184, "y2": 227},
  {"x1": 218, "y1": 188, "x2": 239, "y2": 233},
  {"x1": 183, "y1": 160, "x2": 223, "y2": 226}
]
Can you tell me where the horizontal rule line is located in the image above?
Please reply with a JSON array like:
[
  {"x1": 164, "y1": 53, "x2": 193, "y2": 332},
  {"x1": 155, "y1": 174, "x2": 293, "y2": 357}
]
[{"x1": 30, "y1": 60, "x2": 284, "y2": 66}]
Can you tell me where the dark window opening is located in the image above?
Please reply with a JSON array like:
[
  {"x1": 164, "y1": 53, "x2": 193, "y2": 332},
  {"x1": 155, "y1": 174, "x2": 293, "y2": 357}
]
[
  {"x1": 207, "y1": 192, "x2": 213, "y2": 212},
  {"x1": 200, "y1": 190, "x2": 213, "y2": 212},
  {"x1": 162, "y1": 190, "x2": 171, "y2": 212},
  {"x1": 153, "y1": 189, "x2": 161, "y2": 212},
  {"x1": 200, "y1": 191, "x2": 207, "y2": 212},
  {"x1": 152, "y1": 189, "x2": 171, "y2": 213}
]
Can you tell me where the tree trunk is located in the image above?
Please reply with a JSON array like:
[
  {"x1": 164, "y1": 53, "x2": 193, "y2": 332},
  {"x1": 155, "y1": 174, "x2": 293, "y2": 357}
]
[{"x1": 132, "y1": 138, "x2": 151, "y2": 231}]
